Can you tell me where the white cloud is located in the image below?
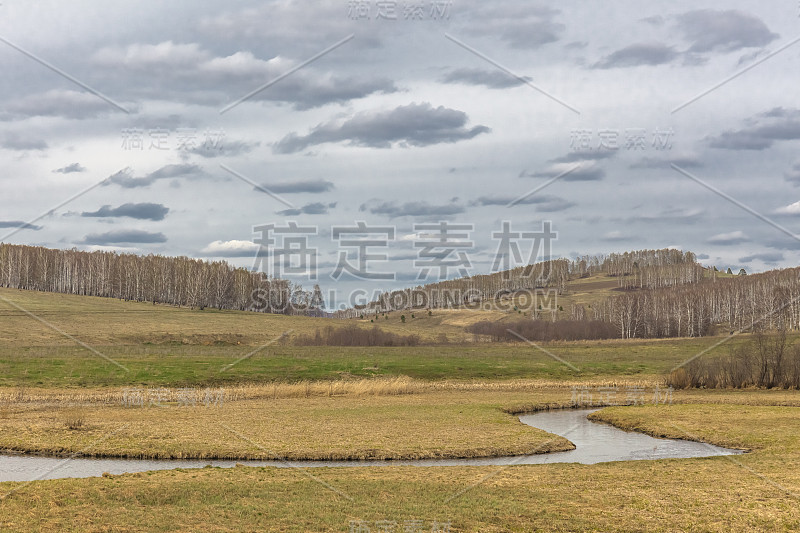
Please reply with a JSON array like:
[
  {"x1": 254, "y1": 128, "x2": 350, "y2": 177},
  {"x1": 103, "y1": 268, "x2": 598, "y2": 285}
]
[
  {"x1": 92, "y1": 41, "x2": 209, "y2": 69},
  {"x1": 200, "y1": 51, "x2": 289, "y2": 77},
  {"x1": 707, "y1": 231, "x2": 749, "y2": 245},
  {"x1": 601, "y1": 231, "x2": 630, "y2": 242},
  {"x1": 201, "y1": 240, "x2": 259, "y2": 257},
  {"x1": 775, "y1": 201, "x2": 800, "y2": 215}
]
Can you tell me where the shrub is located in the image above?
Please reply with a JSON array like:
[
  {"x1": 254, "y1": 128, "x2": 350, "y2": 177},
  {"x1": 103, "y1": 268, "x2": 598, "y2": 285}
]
[
  {"x1": 667, "y1": 330, "x2": 800, "y2": 389},
  {"x1": 63, "y1": 409, "x2": 86, "y2": 430},
  {"x1": 466, "y1": 319, "x2": 618, "y2": 342},
  {"x1": 295, "y1": 325, "x2": 420, "y2": 347}
]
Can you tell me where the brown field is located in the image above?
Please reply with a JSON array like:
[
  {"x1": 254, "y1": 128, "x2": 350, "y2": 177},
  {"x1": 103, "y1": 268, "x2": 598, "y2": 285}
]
[
  {"x1": 1, "y1": 398, "x2": 799, "y2": 532},
  {"x1": 0, "y1": 389, "x2": 578, "y2": 461},
  {"x1": 0, "y1": 273, "x2": 628, "y2": 348},
  {"x1": 1, "y1": 386, "x2": 800, "y2": 463}
]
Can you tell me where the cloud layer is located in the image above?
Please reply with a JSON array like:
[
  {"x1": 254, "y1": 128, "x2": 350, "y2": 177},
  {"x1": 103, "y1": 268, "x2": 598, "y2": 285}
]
[{"x1": 274, "y1": 103, "x2": 490, "y2": 153}]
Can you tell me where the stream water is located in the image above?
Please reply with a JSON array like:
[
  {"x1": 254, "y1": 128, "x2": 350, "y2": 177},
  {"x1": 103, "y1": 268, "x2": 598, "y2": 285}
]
[{"x1": 0, "y1": 409, "x2": 742, "y2": 482}]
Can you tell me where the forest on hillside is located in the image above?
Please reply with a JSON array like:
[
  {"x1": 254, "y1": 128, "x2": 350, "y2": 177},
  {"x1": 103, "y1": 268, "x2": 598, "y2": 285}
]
[
  {"x1": 349, "y1": 249, "x2": 706, "y2": 318},
  {"x1": 341, "y1": 248, "x2": 800, "y2": 340},
  {"x1": 1, "y1": 243, "x2": 798, "y2": 340},
  {"x1": 461, "y1": 266, "x2": 800, "y2": 341},
  {"x1": 590, "y1": 267, "x2": 800, "y2": 338},
  {"x1": 0, "y1": 243, "x2": 324, "y2": 315}
]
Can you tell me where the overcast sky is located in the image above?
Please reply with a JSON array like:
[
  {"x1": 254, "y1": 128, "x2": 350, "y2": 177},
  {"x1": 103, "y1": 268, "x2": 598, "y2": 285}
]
[{"x1": 2, "y1": 1, "x2": 800, "y2": 307}]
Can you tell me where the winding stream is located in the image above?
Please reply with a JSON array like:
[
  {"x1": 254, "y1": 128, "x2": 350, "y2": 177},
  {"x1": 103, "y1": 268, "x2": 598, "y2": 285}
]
[{"x1": 0, "y1": 409, "x2": 742, "y2": 482}]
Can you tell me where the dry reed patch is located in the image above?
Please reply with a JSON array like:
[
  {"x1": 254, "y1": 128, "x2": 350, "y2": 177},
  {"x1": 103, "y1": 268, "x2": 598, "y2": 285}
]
[
  {"x1": 3, "y1": 382, "x2": 798, "y2": 417},
  {"x1": 60, "y1": 408, "x2": 87, "y2": 430},
  {"x1": 0, "y1": 377, "x2": 668, "y2": 406}
]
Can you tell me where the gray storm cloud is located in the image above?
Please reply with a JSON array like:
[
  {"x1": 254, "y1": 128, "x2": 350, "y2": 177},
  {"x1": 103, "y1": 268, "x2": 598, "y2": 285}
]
[
  {"x1": 274, "y1": 103, "x2": 491, "y2": 153},
  {"x1": 81, "y1": 203, "x2": 170, "y2": 221}
]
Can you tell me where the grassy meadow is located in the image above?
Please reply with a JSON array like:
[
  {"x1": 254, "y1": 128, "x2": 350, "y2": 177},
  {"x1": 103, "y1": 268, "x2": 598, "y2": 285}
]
[
  {"x1": 1, "y1": 403, "x2": 798, "y2": 532},
  {"x1": 0, "y1": 285, "x2": 769, "y2": 389},
  {"x1": 0, "y1": 283, "x2": 799, "y2": 531}
]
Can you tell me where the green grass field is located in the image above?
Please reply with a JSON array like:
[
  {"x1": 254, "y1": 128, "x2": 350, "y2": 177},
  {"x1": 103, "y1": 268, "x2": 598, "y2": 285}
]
[
  {"x1": 0, "y1": 285, "x2": 770, "y2": 388},
  {"x1": 0, "y1": 339, "x2": 732, "y2": 388}
]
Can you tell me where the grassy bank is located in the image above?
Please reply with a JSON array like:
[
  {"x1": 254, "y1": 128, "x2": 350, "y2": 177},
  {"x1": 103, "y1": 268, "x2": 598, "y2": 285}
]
[
  {"x1": 0, "y1": 287, "x2": 500, "y2": 346},
  {"x1": 1, "y1": 402, "x2": 798, "y2": 532},
  {"x1": 0, "y1": 274, "x2": 626, "y2": 348},
  {"x1": 3, "y1": 387, "x2": 800, "y2": 462},
  {"x1": 0, "y1": 390, "x2": 579, "y2": 461}
]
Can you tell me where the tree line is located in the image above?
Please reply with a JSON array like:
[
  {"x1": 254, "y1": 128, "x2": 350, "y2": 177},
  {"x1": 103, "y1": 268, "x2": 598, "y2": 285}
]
[
  {"x1": 0, "y1": 243, "x2": 325, "y2": 314},
  {"x1": 572, "y1": 249, "x2": 705, "y2": 289},
  {"x1": 591, "y1": 266, "x2": 800, "y2": 338},
  {"x1": 4, "y1": 242, "x2": 797, "y2": 341}
]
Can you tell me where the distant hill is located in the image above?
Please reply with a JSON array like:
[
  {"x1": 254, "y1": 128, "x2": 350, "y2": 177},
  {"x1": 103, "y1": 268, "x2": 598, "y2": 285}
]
[
  {"x1": 2, "y1": 243, "x2": 796, "y2": 341},
  {"x1": 335, "y1": 248, "x2": 800, "y2": 341},
  {"x1": 337, "y1": 248, "x2": 704, "y2": 316}
]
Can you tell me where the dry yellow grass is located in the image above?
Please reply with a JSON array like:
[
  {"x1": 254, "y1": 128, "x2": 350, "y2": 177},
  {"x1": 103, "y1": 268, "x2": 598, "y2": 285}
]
[
  {"x1": 0, "y1": 376, "x2": 669, "y2": 406},
  {"x1": 0, "y1": 390, "x2": 579, "y2": 461},
  {"x1": 591, "y1": 402, "x2": 800, "y2": 453},
  {"x1": 2, "y1": 385, "x2": 800, "y2": 463},
  {"x1": 1, "y1": 397, "x2": 799, "y2": 531},
  {"x1": 0, "y1": 287, "x2": 493, "y2": 346}
]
